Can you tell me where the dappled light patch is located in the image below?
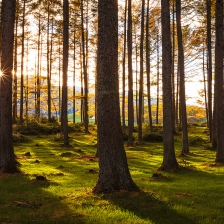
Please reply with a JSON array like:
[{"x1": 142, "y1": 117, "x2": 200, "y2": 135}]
[
  {"x1": 175, "y1": 193, "x2": 194, "y2": 197},
  {"x1": 206, "y1": 162, "x2": 224, "y2": 167},
  {"x1": 79, "y1": 155, "x2": 98, "y2": 162}
]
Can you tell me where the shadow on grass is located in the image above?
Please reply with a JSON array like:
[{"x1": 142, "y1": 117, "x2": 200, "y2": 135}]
[
  {"x1": 104, "y1": 191, "x2": 196, "y2": 224},
  {"x1": 0, "y1": 173, "x2": 89, "y2": 224}
]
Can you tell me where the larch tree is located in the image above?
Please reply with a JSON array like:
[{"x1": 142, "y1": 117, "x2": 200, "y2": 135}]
[
  {"x1": 160, "y1": 0, "x2": 179, "y2": 170},
  {"x1": 206, "y1": 0, "x2": 213, "y2": 142},
  {"x1": 122, "y1": 0, "x2": 127, "y2": 131},
  {"x1": 20, "y1": 0, "x2": 26, "y2": 123},
  {"x1": 93, "y1": 0, "x2": 139, "y2": 193},
  {"x1": 61, "y1": 0, "x2": 69, "y2": 146},
  {"x1": 0, "y1": 0, "x2": 19, "y2": 173},
  {"x1": 215, "y1": 0, "x2": 224, "y2": 162},
  {"x1": 146, "y1": 0, "x2": 153, "y2": 132},
  {"x1": 138, "y1": 0, "x2": 145, "y2": 142},
  {"x1": 176, "y1": 0, "x2": 189, "y2": 154},
  {"x1": 12, "y1": 1, "x2": 19, "y2": 124},
  {"x1": 127, "y1": 0, "x2": 134, "y2": 146}
]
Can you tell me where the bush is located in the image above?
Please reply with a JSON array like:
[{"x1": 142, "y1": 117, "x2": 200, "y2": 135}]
[
  {"x1": 13, "y1": 132, "x2": 30, "y2": 143},
  {"x1": 14, "y1": 118, "x2": 61, "y2": 135},
  {"x1": 189, "y1": 136, "x2": 207, "y2": 146},
  {"x1": 143, "y1": 133, "x2": 163, "y2": 142},
  {"x1": 51, "y1": 133, "x2": 64, "y2": 141}
]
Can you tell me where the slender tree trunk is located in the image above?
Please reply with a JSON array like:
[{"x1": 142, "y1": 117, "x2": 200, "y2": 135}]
[
  {"x1": 47, "y1": 2, "x2": 51, "y2": 122},
  {"x1": 203, "y1": 42, "x2": 208, "y2": 126},
  {"x1": 172, "y1": 2, "x2": 176, "y2": 132},
  {"x1": 58, "y1": 37, "x2": 61, "y2": 122},
  {"x1": 176, "y1": 66, "x2": 179, "y2": 127},
  {"x1": 122, "y1": 0, "x2": 127, "y2": 131},
  {"x1": 160, "y1": 0, "x2": 179, "y2": 171},
  {"x1": 127, "y1": 0, "x2": 134, "y2": 146},
  {"x1": 25, "y1": 39, "x2": 28, "y2": 118},
  {"x1": 93, "y1": 0, "x2": 139, "y2": 193},
  {"x1": 13, "y1": 8, "x2": 18, "y2": 124},
  {"x1": 215, "y1": 0, "x2": 224, "y2": 162},
  {"x1": 138, "y1": 0, "x2": 145, "y2": 142},
  {"x1": 81, "y1": 0, "x2": 89, "y2": 133},
  {"x1": 135, "y1": 40, "x2": 139, "y2": 125},
  {"x1": 73, "y1": 25, "x2": 76, "y2": 123},
  {"x1": 207, "y1": 0, "x2": 213, "y2": 142},
  {"x1": 20, "y1": 0, "x2": 26, "y2": 123},
  {"x1": 61, "y1": 0, "x2": 69, "y2": 146},
  {"x1": 156, "y1": 31, "x2": 160, "y2": 125},
  {"x1": 146, "y1": 0, "x2": 153, "y2": 132},
  {"x1": 36, "y1": 12, "x2": 41, "y2": 119},
  {"x1": 176, "y1": 0, "x2": 189, "y2": 154}
]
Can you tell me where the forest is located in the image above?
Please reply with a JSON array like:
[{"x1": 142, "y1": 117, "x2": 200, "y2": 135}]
[{"x1": 0, "y1": 0, "x2": 224, "y2": 223}]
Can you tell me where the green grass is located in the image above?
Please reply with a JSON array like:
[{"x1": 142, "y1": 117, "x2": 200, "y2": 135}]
[{"x1": 1, "y1": 125, "x2": 224, "y2": 223}]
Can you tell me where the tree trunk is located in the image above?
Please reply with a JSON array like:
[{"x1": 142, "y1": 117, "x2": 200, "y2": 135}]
[
  {"x1": 146, "y1": 0, "x2": 153, "y2": 132},
  {"x1": 127, "y1": 0, "x2": 134, "y2": 146},
  {"x1": 13, "y1": 7, "x2": 18, "y2": 124},
  {"x1": 81, "y1": 0, "x2": 89, "y2": 133},
  {"x1": 156, "y1": 32, "x2": 159, "y2": 125},
  {"x1": 0, "y1": 0, "x2": 18, "y2": 173},
  {"x1": 61, "y1": 0, "x2": 69, "y2": 146},
  {"x1": 93, "y1": 0, "x2": 139, "y2": 193},
  {"x1": 36, "y1": 12, "x2": 41, "y2": 119},
  {"x1": 47, "y1": 2, "x2": 51, "y2": 122},
  {"x1": 206, "y1": 0, "x2": 213, "y2": 142},
  {"x1": 138, "y1": 0, "x2": 145, "y2": 142},
  {"x1": 215, "y1": 0, "x2": 224, "y2": 162},
  {"x1": 176, "y1": 0, "x2": 189, "y2": 154},
  {"x1": 73, "y1": 25, "x2": 76, "y2": 123},
  {"x1": 172, "y1": 2, "x2": 176, "y2": 132},
  {"x1": 20, "y1": 0, "x2": 26, "y2": 123},
  {"x1": 160, "y1": 0, "x2": 179, "y2": 171},
  {"x1": 122, "y1": 0, "x2": 127, "y2": 131}
]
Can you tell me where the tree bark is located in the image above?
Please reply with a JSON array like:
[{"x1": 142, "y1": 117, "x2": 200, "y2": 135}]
[
  {"x1": 146, "y1": 0, "x2": 153, "y2": 132},
  {"x1": 127, "y1": 0, "x2": 134, "y2": 146},
  {"x1": 93, "y1": 0, "x2": 139, "y2": 193},
  {"x1": 13, "y1": 6, "x2": 18, "y2": 124},
  {"x1": 122, "y1": 0, "x2": 127, "y2": 131},
  {"x1": 176, "y1": 0, "x2": 189, "y2": 154},
  {"x1": 61, "y1": 0, "x2": 69, "y2": 146},
  {"x1": 138, "y1": 0, "x2": 145, "y2": 142},
  {"x1": 206, "y1": 0, "x2": 213, "y2": 142},
  {"x1": 160, "y1": 0, "x2": 179, "y2": 170},
  {"x1": 0, "y1": 0, "x2": 18, "y2": 173},
  {"x1": 20, "y1": 0, "x2": 26, "y2": 123},
  {"x1": 215, "y1": 0, "x2": 224, "y2": 162}
]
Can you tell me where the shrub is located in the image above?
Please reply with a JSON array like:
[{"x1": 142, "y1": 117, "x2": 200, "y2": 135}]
[
  {"x1": 13, "y1": 132, "x2": 30, "y2": 143},
  {"x1": 14, "y1": 118, "x2": 61, "y2": 135},
  {"x1": 189, "y1": 136, "x2": 207, "y2": 146},
  {"x1": 143, "y1": 133, "x2": 163, "y2": 142}
]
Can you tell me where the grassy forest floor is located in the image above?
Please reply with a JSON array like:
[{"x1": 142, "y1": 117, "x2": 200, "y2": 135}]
[{"x1": 0, "y1": 123, "x2": 224, "y2": 224}]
